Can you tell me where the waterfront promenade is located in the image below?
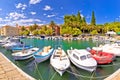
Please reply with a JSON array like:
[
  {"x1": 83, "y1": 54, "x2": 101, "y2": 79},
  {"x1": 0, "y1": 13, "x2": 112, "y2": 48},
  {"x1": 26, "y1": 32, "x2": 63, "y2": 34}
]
[
  {"x1": 0, "y1": 52, "x2": 35, "y2": 80},
  {"x1": 104, "y1": 68, "x2": 120, "y2": 80}
]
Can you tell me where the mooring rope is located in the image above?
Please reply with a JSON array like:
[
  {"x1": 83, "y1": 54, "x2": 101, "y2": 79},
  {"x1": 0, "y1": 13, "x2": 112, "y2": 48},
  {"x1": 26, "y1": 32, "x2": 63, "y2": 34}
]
[
  {"x1": 34, "y1": 62, "x2": 44, "y2": 80},
  {"x1": 49, "y1": 71, "x2": 57, "y2": 80},
  {"x1": 66, "y1": 70, "x2": 110, "y2": 79}
]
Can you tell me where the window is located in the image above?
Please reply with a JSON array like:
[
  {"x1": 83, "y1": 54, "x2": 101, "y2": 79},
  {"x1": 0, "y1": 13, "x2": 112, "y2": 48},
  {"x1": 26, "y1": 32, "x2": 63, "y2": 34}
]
[
  {"x1": 80, "y1": 55, "x2": 86, "y2": 60},
  {"x1": 87, "y1": 54, "x2": 92, "y2": 58},
  {"x1": 73, "y1": 53, "x2": 79, "y2": 60}
]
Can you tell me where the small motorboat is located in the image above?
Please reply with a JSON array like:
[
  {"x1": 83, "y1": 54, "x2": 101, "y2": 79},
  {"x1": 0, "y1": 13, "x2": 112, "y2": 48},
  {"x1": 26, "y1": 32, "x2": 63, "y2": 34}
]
[
  {"x1": 12, "y1": 47, "x2": 39, "y2": 60},
  {"x1": 50, "y1": 47, "x2": 70, "y2": 76},
  {"x1": 33, "y1": 46, "x2": 54, "y2": 63},
  {"x1": 11, "y1": 45, "x2": 33, "y2": 52},
  {"x1": 67, "y1": 48, "x2": 97, "y2": 72},
  {"x1": 87, "y1": 48, "x2": 115, "y2": 64},
  {"x1": 2, "y1": 37, "x2": 24, "y2": 49}
]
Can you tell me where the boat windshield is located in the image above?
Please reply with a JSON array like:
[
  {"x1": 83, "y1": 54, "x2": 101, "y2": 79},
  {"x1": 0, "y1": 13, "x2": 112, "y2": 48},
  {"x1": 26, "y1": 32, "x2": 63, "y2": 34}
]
[
  {"x1": 87, "y1": 54, "x2": 92, "y2": 58},
  {"x1": 80, "y1": 55, "x2": 86, "y2": 60}
]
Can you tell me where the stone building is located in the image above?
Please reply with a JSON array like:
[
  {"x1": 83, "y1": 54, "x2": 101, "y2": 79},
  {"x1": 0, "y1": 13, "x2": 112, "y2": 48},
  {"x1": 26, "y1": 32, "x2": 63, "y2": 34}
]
[{"x1": 0, "y1": 25, "x2": 19, "y2": 36}]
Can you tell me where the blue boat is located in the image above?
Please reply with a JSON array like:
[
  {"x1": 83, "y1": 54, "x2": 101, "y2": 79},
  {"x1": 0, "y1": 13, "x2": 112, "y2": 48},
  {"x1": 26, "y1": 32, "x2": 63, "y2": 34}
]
[
  {"x1": 33, "y1": 46, "x2": 54, "y2": 63},
  {"x1": 11, "y1": 45, "x2": 33, "y2": 52}
]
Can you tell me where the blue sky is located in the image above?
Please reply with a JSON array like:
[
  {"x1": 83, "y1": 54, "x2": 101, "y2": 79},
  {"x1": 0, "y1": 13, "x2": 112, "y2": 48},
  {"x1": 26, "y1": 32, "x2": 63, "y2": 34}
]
[{"x1": 0, "y1": 0, "x2": 120, "y2": 26}]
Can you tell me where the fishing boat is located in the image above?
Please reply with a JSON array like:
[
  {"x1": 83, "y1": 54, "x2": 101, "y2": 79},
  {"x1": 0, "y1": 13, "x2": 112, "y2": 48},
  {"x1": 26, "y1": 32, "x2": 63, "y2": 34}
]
[
  {"x1": 11, "y1": 45, "x2": 33, "y2": 52},
  {"x1": 87, "y1": 48, "x2": 115, "y2": 64},
  {"x1": 67, "y1": 48, "x2": 97, "y2": 72},
  {"x1": 12, "y1": 47, "x2": 39, "y2": 60},
  {"x1": 50, "y1": 47, "x2": 70, "y2": 76},
  {"x1": 33, "y1": 46, "x2": 54, "y2": 63}
]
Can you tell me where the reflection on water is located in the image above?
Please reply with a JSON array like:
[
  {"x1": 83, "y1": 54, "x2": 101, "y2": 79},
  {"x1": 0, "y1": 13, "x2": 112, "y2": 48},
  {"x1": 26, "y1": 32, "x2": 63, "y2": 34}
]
[{"x1": 0, "y1": 38, "x2": 120, "y2": 80}]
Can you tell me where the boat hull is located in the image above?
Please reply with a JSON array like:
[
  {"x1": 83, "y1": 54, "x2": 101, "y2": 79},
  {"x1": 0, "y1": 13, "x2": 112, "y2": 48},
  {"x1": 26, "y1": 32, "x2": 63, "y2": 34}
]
[
  {"x1": 13, "y1": 54, "x2": 33, "y2": 60},
  {"x1": 54, "y1": 67, "x2": 65, "y2": 76},
  {"x1": 50, "y1": 49, "x2": 70, "y2": 76},
  {"x1": 69, "y1": 56, "x2": 96, "y2": 72},
  {"x1": 34, "y1": 48, "x2": 54, "y2": 63},
  {"x1": 11, "y1": 46, "x2": 33, "y2": 52},
  {"x1": 34, "y1": 55, "x2": 50, "y2": 63},
  {"x1": 89, "y1": 49, "x2": 115, "y2": 64}
]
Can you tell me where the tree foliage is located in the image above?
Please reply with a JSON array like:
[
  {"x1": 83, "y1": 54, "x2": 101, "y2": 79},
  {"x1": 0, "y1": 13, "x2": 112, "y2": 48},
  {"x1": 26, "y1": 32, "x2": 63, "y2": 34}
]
[{"x1": 91, "y1": 11, "x2": 96, "y2": 25}]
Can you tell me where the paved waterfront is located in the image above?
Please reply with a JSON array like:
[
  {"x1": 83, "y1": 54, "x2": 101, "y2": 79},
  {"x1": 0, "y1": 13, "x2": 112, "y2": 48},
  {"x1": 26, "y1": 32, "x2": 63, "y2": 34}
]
[
  {"x1": 0, "y1": 52, "x2": 35, "y2": 80},
  {"x1": 104, "y1": 68, "x2": 120, "y2": 80}
]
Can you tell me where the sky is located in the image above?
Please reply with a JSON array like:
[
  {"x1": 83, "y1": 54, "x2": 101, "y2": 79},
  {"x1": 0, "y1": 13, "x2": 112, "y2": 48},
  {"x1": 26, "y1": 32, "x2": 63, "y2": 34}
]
[{"x1": 0, "y1": 0, "x2": 120, "y2": 27}]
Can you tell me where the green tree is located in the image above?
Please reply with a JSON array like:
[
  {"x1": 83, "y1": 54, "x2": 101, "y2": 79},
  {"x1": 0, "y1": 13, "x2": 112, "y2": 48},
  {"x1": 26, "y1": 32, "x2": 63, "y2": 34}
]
[
  {"x1": 91, "y1": 11, "x2": 96, "y2": 25},
  {"x1": 32, "y1": 30, "x2": 38, "y2": 35},
  {"x1": 90, "y1": 30, "x2": 98, "y2": 35},
  {"x1": 32, "y1": 23, "x2": 38, "y2": 30},
  {"x1": 49, "y1": 20, "x2": 56, "y2": 28},
  {"x1": 72, "y1": 28, "x2": 82, "y2": 36},
  {"x1": 77, "y1": 11, "x2": 82, "y2": 23},
  {"x1": 29, "y1": 26, "x2": 33, "y2": 32},
  {"x1": 21, "y1": 26, "x2": 26, "y2": 31}
]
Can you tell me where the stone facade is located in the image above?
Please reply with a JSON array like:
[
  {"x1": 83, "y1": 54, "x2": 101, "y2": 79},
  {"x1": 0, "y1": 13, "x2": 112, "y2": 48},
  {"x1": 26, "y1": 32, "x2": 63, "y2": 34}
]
[{"x1": 0, "y1": 25, "x2": 19, "y2": 36}]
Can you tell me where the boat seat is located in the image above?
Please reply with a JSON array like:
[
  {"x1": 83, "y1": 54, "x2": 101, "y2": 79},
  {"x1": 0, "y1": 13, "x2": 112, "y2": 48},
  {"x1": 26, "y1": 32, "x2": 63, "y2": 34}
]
[{"x1": 60, "y1": 57, "x2": 67, "y2": 60}]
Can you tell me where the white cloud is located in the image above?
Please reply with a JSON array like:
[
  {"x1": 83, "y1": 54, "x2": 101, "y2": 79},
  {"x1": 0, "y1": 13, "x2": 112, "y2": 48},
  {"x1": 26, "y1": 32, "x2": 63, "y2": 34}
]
[
  {"x1": 47, "y1": 14, "x2": 55, "y2": 18},
  {"x1": 43, "y1": 13, "x2": 47, "y2": 16},
  {"x1": 0, "y1": 8, "x2": 2, "y2": 11},
  {"x1": 43, "y1": 5, "x2": 52, "y2": 11},
  {"x1": 81, "y1": 14, "x2": 84, "y2": 18},
  {"x1": 0, "y1": 18, "x2": 43, "y2": 26},
  {"x1": 29, "y1": 0, "x2": 42, "y2": 4},
  {"x1": 30, "y1": 12, "x2": 36, "y2": 15},
  {"x1": 8, "y1": 12, "x2": 26, "y2": 20},
  {"x1": 0, "y1": 18, "x2": 2, "y2": 21},
  {"x1": 15, "y1": 3, "x2": 27, "y2": 10},
  {"x1": 13, "y1": 19, "x2": 41, "y2": 23}
]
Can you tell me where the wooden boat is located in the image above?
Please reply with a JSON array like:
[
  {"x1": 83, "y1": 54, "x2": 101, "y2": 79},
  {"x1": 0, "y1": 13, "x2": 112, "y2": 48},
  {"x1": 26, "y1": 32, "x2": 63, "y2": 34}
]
[
  {"x1": 88, "y1": 49, "x2": 115, "y2": 64},
  {"x1": 33, "y1": 46, "x2": 54, "y2": 63},
  {"x1": 12, "y1": 47, "x2": 39, "y2": 60},
  {"x1": 67, "y1": 48, "x2": 97, "y2": 72},
  {"x1": 50, "y1": 47, "x2": 70, "y2": 76}
]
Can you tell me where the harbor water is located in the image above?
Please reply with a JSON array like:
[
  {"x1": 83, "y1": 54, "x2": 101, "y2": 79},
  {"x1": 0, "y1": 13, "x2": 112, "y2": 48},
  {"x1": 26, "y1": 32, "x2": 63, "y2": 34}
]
[{"x1": 0, "y1": 38, "x2": 120, "y2": 80}]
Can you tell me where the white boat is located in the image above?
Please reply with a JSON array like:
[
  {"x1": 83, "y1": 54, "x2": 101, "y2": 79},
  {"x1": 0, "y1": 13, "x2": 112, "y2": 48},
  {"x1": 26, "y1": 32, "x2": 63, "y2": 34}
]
[
  {"x1": 0, "y1": 37, "x2": 11, "y2": 45},
  {"x1": 50, "y1": 47, "x2": 70, "y2": 76},
  {"x1": 12, "y1": 47, "x2": 39, "y2": 60},
  {"x1": 67, "y1": 48, "x2": 97, "y2": 72},
  {"x1": 33, "y1": 46, "x2": 54, "y2": 63},
  {"x1": 2, "y1": 38, "x2": 23, "y2": 49},
  {"x1": 92, "y1": 44, "x2": 120, "y2": 56}
]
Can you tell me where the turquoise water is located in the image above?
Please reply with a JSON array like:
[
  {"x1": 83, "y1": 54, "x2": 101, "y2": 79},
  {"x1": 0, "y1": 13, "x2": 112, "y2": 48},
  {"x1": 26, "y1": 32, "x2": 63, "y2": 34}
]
[{"x1": 1, "y1": 38, "x2": 120, "y2": 80}]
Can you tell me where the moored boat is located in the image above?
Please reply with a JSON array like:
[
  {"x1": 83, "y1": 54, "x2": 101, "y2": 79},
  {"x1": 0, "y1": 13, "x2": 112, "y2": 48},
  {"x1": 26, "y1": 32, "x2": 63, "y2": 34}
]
[
  {"x1": 33, "y1": 46, "x2": 54, "y2": 63},
  {"x1": 92, "y1": 44, "x2": 120, "y2": 56},
  {"x1": 12, "y1": 47, "x2": 39, "y2": 60},
  {"x1": 50, "y1": 47, "x2": 70, "y2": 76},
  {"x1": 11, "y1": 45, "x2": 33, "y2": 52},
  {"x1": 87, "y1": 48, "x2": 115, "y2": 64},
  {"x1": 67, "y1": 48, "x2": 97, "y2": 72}
]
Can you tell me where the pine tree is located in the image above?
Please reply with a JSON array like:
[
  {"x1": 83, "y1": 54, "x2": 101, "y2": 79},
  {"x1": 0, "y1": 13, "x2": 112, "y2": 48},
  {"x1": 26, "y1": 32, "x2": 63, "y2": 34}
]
[
  {"x1": 91, "y1": 11, "x2": 96, "y2": 25},
  {"x1": 77, "y1": 11, "x2": 82, "y2": 22},
  {"x1": 82, "y1": 17, "x2": 86, "y2": 24}
]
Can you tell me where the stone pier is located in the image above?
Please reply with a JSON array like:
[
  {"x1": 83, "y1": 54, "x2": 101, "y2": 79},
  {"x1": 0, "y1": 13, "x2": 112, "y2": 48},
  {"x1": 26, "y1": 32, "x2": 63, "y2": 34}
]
[{"x1": 0, "y1": 52, "x2": 35, "y2": 80}]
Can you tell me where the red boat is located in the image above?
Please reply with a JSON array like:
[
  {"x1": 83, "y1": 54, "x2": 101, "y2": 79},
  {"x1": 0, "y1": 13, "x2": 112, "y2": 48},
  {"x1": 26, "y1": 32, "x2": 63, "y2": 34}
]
[{"x1": 88, "y1": 49, "x2": 115, "y2": 64}]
